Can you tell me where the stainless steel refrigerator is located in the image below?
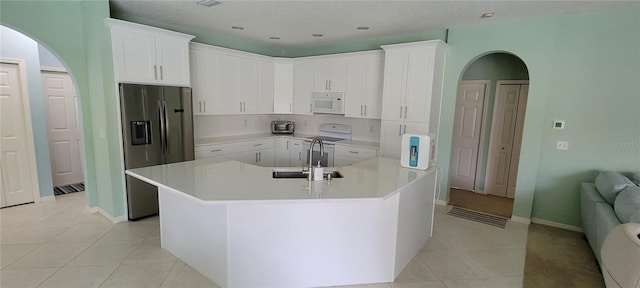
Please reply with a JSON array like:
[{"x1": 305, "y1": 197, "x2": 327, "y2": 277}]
[{"x1": 119, "y1": 83, "x2": 194, "y2": 220}]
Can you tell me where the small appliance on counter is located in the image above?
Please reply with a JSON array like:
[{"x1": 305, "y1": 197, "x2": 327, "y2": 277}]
[
  {"x1": 400, "y1": 134, "x2": 435, "y2": 170},
  {"x1": 272, "y1": 120, "x2": 295, "y2": 134}
]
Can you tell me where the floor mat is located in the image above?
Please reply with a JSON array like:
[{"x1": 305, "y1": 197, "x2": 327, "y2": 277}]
[
  {"x1": 53, "y1": 183, "x2": 85, "y2": 196},
  {"x1": 447, "y1": 206, "x2": 508, "y2": 228}
]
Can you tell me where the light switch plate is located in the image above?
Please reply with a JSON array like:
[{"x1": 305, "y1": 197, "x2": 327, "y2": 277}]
[
  {"x1": 553, "y1": 120, "x2": 565, "y2": 129},
  {"x1": 556, "y1": 140, "x2": 569, "y2": 150}
]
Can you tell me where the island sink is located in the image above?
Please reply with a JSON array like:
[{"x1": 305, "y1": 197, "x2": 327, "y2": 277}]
[{"x1": 272, "y1": 170, "x2": 344, "y2": 179}]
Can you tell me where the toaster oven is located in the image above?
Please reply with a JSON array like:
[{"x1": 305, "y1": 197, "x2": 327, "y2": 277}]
[{"x1": 272, "y1": 120, "x2": 294, "y2": 134}]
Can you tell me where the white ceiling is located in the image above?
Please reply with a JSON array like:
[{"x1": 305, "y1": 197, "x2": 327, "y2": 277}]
[{"x1": 110, "y1": 0, "x2": 630, "y2": 50}]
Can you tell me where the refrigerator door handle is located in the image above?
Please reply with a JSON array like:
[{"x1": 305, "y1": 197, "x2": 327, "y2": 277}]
[
  {"x1": 163, "y1": 100, "x2": 170, "y2": 154},
  {"x1": 158, "y1": 100, "x2": 166, "y2": 154}
]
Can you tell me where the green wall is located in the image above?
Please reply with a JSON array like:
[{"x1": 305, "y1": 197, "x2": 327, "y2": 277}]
[
  {"x1": 461, "y1": 53, "x2": 529, "y2": 191},
  {"x1": 0, "y1": 0, "x2": 124, "y2": 217},
  {"x1": 438, "y1": 3, "x2": 640, "y2": 226}
]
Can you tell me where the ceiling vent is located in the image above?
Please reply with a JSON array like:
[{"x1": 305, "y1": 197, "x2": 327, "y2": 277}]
[{"x1": 196, "y1": 0, "x2": 222, "y2": 8}]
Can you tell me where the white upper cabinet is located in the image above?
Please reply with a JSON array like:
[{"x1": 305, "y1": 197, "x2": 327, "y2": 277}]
[
  {"x1": 190, "y1": 43, "x2": 274, "y2": 115},
  {"x1": 293, "y1": 61, "x2": 314, "y2": 115},
  {"x1": 273, "y1": 60, "x2": 294, "y2": 114},
  {"x1": 107, "y1": 19, "x2": 194, "y2": 87},
  {"x1": 312, "y1": 58, "x2": 347, "y2": 92},
  {"x1": 344, "y1": 51, "x2": 384, "y2": 119},
  {"x1": 257, "y1": 60, "x2": 275, "y2": 114},
  {"x1": 381, "y1": 40, "x2": 448, "y2": 123}
]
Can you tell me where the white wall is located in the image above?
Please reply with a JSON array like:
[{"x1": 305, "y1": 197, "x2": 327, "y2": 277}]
[{"x1": 194, "y1": 114, "x2": 381, "y2": 142}]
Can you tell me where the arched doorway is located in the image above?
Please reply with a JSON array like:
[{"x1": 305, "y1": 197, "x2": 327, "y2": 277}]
[
  {"x1": 448, "y1": 52, "x2": 529, "y2": 217},
  {"x1": 0, "y1": 25, "x2": 87, "y2": 207}
]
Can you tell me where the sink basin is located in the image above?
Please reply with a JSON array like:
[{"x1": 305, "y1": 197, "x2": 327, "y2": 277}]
[{"x1": 272, "y1": 170, "x2": 343, "y2": 179}]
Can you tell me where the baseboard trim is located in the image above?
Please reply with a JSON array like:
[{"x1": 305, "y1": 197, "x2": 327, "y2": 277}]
[
  {"x1": 510, "y1": 215, "x2": 531, "y2": 224},
  {"x1": 531, "y1": 217, "x2": 583, "y2": 232},
  {"x1": 40, "y1": 195, "x2": 56, "y2": 202},
  {"x1": 98, "y1": 208, "x2": 127, "y2": 223},
  {"x1": 86, "y1": 206, "x2": 98, "y2": 214},
  {"x1": 435, "y1": 199, "x2": 448, "y2": 206}
]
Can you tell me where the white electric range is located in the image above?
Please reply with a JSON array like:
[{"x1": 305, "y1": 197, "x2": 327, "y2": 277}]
[{"x1": 302, "y1": 123, "x2": 352, "y2": 167}]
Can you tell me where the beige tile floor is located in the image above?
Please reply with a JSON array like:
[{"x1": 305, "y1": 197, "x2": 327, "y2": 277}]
[{"x1": 0, "y1": 192, "x2": 528, "y2": 288}]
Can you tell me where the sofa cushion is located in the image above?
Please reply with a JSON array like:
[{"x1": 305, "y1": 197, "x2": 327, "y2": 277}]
[
  {"x1": 614, "y1": 185, "x2": 640, "y2": 223},
  {"x1": 631, "y1": 172, "x2": 640, "y2": 186},
  {"x1": 596, "y1": 171, "x2": 635, "y2": 204}
]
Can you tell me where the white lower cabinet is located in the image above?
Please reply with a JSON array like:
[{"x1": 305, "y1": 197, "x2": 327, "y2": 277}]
[
  {"x1": 288, "y1": 140, "x2": 304, "y2": 167},
  {"x1": 195, "y1": 139, "x2": 274, "y2": 167},
  {"x1": 274, "y1": 138, "x2": 289, "y2": 166},
  {"x1": 233, "y1": 149, "x2": 274, "y2": 167},
  {"x1": 380, "y1": 121, "x2": 428, "y2": 159},
  {"x1": 273, "y1": 138, "x2": 304, "y2": 167},
  {"x1": 334, "y1": 145, "x2": 378, "y2": 167}
]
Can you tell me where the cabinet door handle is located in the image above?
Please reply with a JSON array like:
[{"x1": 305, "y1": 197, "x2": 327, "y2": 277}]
[
  {"x1": 243, "y1": 102, "x2": 246, "y2": 112},
  {"x1": 329, "y1": 80, "x2": 331, "y2": 90},
  {"x1": 298, "y1": 152, "x2": 301, "y2": 161},
  {"x1": 154, "y1": 65, "x2": 158, "y2": 80},
  {"x1": 404, "y1": 106, "x2": 408, "y2": 118},
  {"x1": 204, "y1": 101, "x2": 206, "y2": 112},
  {"x1": 399, "y1": 125, "x2": 402, "y2": 136},
  {"x1": 309, "y1": 104, "x2": 312, "y2": 113},
  {"x1": 349, "y1": 151, "x2": 359, "y2": 154},
  {"x1": 364, "y1": 105, "x2": 367, "y2": 116},
  {"x1": 360, "y1": 105, "x2": 363, "y2": 116},
  {"x1": 240, "y1": 102, "x2": 243, "y2": 112},
  {"x1": 400, "y1": 106, "x2": 403, "y2": 118},
  {"x1": 404, "y1": 125, "x2": 407, "y2": 134},
  {"x1": 160, "y1": 65, "x2": 163, "y2": 80},
  {"x1": 255, "y1": 152, "x2": 258, "y2": 162},
  {"x1": 290, "y1": 103, "x2": 292, "y2": 112},
  {"x1": 259, "y1": 152, "x2": 261, "y2": 162},
  {"x1": 254, "y1": 144, "x2": 262, "y2": 147},
  {"x1": 211, "y1": 149, "x2": 222, "y2": 152}
]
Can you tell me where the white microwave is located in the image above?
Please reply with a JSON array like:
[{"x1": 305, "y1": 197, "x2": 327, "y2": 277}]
[{"x1": 311, "y1": 92, "x2": 344, "y2": 114}]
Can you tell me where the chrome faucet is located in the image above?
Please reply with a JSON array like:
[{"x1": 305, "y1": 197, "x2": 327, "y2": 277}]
[{"x1": 305, "y1": 137, "x2": 324, "y2": 181}]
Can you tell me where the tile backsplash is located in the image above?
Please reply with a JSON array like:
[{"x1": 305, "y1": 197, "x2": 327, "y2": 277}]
[{"x1": 194, "y1": 114, "x2": 381, "y2": 142}]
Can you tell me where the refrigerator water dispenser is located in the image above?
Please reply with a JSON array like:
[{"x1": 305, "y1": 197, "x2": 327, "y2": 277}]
[{"x1": 400, "y1": 134, "x2": 433, "y2": 170}]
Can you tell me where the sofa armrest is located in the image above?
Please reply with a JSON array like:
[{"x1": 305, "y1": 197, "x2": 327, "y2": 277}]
[{"x1": 601, "y1": 223, "x2": 640, "y2": 288}]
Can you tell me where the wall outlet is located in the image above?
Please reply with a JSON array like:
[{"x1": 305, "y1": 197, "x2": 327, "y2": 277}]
[{"x1": 556, "y1": 140, "x2": 569, "y2": 150}]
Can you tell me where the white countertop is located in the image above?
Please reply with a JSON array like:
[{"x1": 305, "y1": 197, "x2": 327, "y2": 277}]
[
  {"x1": 126, "y1": 157, "x2": 435, "y2": 204},
  {"x1": 195, "y1": 133, "x2": 379, "y2": 149}
]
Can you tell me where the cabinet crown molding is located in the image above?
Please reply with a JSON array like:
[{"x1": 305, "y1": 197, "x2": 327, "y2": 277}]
[
  {"x1": 380, "y1": 40, "x2": 449, "y2": 51},
  {"x1": 105, "y1": 18, "x2": 195, "y2": 41}
]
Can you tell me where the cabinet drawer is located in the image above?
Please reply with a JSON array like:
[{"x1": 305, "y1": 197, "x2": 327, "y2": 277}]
[
  {"x1": 334, "y1": 145, "x2": 377, "y2": 160},
  {"x1": 236, "y1": 139, "x2": 275, "y2": 151},
  {"x1": 195, "y1": 143, "x2": 238, "y2": 159}
]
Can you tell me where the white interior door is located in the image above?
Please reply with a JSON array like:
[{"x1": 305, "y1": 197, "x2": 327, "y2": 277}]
[
  {"x1": 485, "y1": 83, "x2": 525, "y2": 197},
  {"x1": 506, "y1": 85, "x2": 528, "y2": 199},
  {"x1": 449, "y1": 81, "x2": 487, "y2": 191},
  {"x1": 41, "y1": 71, "x2": 84, "y2": 187},
  {"x1": 0, "y1": 62, "x2": 36, "y2": 207}
]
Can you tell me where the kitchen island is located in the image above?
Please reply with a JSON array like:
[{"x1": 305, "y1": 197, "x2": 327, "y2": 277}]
[{"x1": 126, "y1": 157, "x2": 437, "y2": 288}]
